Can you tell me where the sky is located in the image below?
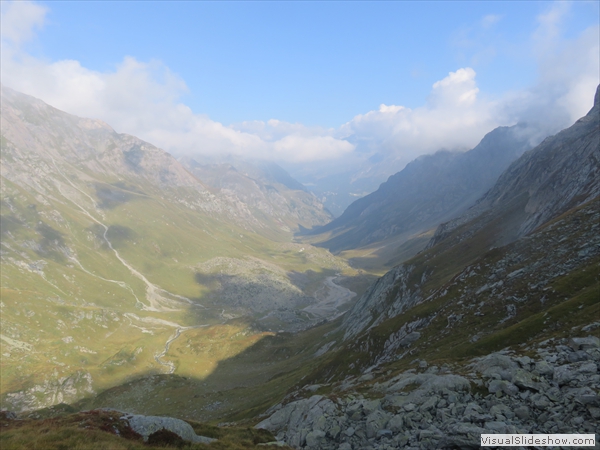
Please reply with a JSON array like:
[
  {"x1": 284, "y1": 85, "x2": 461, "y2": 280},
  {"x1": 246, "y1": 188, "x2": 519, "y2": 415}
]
[{"x1": 1, "y1": 1, "x2": 599, "y2": 168}]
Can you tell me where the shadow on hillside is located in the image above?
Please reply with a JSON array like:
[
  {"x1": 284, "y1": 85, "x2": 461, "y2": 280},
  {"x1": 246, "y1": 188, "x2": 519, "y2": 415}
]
[
  {"x1": 187, "y1": 263, "x2": 376, "y2": 332},
  {"x1": 23, "y1": 266, "x2": 379, "y2": 424},
  {"x1": 189, "y1": 270, "x2": 320, "y2": 331},
  {"x1": 67, "y1": 266, "x2": 384, "y2": 422},
  {"x1": 73, "y1": 309, "x2": 346, "y2": 425}
]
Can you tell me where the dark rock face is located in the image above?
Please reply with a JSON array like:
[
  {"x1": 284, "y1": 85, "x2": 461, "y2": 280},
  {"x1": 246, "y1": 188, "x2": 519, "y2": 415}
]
[{"x1": 310, "y1": 123, "x2": 532, "y2": 253}]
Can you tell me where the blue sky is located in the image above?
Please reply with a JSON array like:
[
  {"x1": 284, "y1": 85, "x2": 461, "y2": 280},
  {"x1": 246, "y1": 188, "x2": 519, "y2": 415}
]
[{"x1": 1, "y1": 1, "x2": 599, "y2": 165}]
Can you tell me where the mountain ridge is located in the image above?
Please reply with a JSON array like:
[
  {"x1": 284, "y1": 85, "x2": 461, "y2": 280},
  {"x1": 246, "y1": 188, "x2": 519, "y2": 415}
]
[
  {"x1": 429, "y1": 84, "x2": 600, "y2": 250},
  {"x1": 307, "y1": 122, "x2": 533, "y2": 257},
  {"x1": 0, "y1": 85, "x2": 359, "y2": 414},
  {"x1": 1, "y1": 84, "x2": 599, "y2": 450}
]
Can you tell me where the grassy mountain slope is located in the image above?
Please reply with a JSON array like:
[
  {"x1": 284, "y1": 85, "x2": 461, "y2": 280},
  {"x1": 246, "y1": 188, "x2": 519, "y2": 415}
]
[
  {"x1": 3, "y1": 85, "x2": 598, "y2": 449},
  {"x1": 0, "y1": 86, "x2": 357, "y2": 413}
]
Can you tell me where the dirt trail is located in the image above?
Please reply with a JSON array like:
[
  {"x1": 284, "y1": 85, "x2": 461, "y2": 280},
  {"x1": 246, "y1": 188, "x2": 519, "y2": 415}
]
[{"x1": 50, "y1": 158, "x2": 195, "y2": 312}]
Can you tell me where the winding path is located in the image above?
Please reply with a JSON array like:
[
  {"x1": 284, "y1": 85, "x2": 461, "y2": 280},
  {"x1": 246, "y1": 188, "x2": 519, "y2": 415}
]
[
  {"x1": 50, "y1": 157, "x2": 196, "y2": 312},
  {"x1": 50, "y1": 158, "x2": 209, "y2": 373}
]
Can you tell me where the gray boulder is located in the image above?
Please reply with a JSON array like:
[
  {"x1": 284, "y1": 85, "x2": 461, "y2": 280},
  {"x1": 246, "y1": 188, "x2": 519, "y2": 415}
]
[
  {"x1": 387, "y1": 414, "x2": 404, "y2": 433},
  {"x1": 554, "y1": 364, "x2": 575, "y2": 385},
  {"x1": 305, "y1": 429, "x2": 326, "y2": 448},
  {"x1": 488, "y1": 379, "x2": 519, "y2": 396},
  {"x1": 365, "y1": 409, "x2": 390, "y2": 438},
  {"x1": 512, "y1": 369, "x2": 541, "y2": 391},
  {"x1": 569, "y1": 337, "x2": 600, "y2": 350},
  {"x1": 122, "y1": 413, "x2": 215, "y2": 444},
  {"x1": 473, "y1": 353, "x2": 518, "y2": 381}
]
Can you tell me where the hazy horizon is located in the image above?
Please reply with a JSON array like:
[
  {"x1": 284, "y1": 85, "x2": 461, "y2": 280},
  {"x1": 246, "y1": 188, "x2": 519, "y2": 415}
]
[{"x1": 1, "y1": 1, "x2": 598, "y2": 176}]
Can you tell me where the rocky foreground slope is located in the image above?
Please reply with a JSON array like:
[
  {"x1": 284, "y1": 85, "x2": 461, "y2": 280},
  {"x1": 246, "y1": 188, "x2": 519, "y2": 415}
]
[
  {"x1": 258, "y1": 336, "x2": 599, "y2": 449},
  {"x1": 254, "y1": 86, "x2": 600, "y2": 449}
]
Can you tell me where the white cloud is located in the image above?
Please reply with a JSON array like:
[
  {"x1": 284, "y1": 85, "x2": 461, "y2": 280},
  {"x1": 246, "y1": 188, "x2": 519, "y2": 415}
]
[
  {"x1": 430, "y1": 67, "x2": 480, "y2": 107},
  {"x1": 336, "y1": 3, "x2": 598, "y2": 171},
  {"x1": 0, "y1": 0, "x2": 597, "y2": 171},
  {"x1": 227, "y1": 119, "x2": 354, "y2": 162},
  {"x1": 0, "y1": 0, "x2": 46, "y2": 45},
  {"x1": 273, "y1": 135, "x2": 354, "y2": 163},
  {"x1": 498, "y1": 5, "x2": 599, "y2": 142},
  {"x1": 0, "y1": 1, "x2": 354, "y2": 163},
  {"x1": 533, "y1": 1, "x2": 570, "y2": 53},
  {"x1": 338, "y1": 68, "x2": 498, "y2": 170}
]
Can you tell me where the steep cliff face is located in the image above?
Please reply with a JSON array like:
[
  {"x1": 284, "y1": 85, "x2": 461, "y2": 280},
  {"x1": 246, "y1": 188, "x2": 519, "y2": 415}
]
[
  {"x1": 309, "y1": 124, "x2": 532, "y2": 253},
  {"x1": 340, "y1": 85, "x2": 599, "y2": 344}
]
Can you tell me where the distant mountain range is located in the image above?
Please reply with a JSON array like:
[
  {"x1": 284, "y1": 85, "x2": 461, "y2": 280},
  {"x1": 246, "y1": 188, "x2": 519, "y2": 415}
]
[
  {"x1": 179, "y1": 156, "x2": 332, "y2": 233},
  {"x1": 306, "y1": 122, "x2": 533, "y2": 263},
  {"x1": 342, "y1": 85, "x2": 599, "y2": 341},
  {"x1": 429, "y1": 85, "x2": 600, "y2": 249}
]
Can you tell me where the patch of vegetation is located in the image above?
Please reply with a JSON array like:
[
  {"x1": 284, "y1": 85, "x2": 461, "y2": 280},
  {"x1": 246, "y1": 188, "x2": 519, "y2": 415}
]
[
  {"x1": 0, "y1": 409, "x2": 289, "y2": 449},
  {"x1": 94, "y1": 183, "x2": 135, "y2": 209},
  {"x1": 147, "y1": 429, "x2": 189, "y2": 448},
  {"x1": 185, "y1": 422, "x2": 276, "y2": 446},
  {"x1": 123, "y1": 146, "x2": 145, "y2": 172},
  {"x1": 106, "y1": 224, "x2": 138, "y2": 249}
]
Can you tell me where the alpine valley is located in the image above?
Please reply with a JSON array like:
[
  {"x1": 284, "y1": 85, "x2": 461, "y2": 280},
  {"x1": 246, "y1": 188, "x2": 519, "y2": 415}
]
[{"x1": 0, "y1": 84, "x2": 599, "y2": 450}]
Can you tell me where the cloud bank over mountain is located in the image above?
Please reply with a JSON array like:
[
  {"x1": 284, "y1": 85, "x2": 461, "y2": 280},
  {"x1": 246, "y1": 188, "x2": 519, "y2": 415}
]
[{"x1": 1, "y1": 1, "x2": 597, "y2": 167}]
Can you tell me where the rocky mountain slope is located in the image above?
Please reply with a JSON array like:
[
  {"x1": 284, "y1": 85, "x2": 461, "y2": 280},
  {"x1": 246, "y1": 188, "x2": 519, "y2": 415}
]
[
  {"x1": 180, "y1": 157, "x2": 332, "y2": 233},
  {"x1": 307, "y1": 124, "x2": 532, "y2": 255},
  {"x1": 0, "y1": 85, "x2": 356, "y2": 412},
  {"x1": 258, "y1": 336, "x2": 599, "y2": 449},
  {"x1": 253, "y1": 86, "x2": 599, "y2": 449},
  {"x1": 430, "y1": 85, "x2": 600, "y2": 249}
]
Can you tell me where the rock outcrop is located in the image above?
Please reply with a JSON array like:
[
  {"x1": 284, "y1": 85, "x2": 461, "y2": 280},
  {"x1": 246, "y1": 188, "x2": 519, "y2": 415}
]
[
  {"x1": 122, "y1": 413, "x2": 215, "y2": 444},
  {"x1": 255, "y1": 85, "x2": 600, "y2": 450},
  {"x1": 257, "y1": 337, "x2": 600, "y2": 449}
]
